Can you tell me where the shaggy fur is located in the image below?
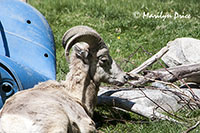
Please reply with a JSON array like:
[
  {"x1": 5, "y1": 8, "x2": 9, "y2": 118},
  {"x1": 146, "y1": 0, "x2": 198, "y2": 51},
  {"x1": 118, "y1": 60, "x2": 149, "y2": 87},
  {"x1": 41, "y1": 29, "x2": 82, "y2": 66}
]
[
  {"x1": 0, "y1": 26, "x2": 128, "y2": 133},
  {"x1": 0, "y1": 80, "x2": 95, "y2": 133}
]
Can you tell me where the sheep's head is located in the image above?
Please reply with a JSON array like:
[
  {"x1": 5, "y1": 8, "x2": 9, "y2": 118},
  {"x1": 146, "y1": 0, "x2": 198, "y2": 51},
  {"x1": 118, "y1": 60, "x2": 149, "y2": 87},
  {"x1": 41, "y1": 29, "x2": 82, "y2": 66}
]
[{"x1": 62, "y1": 26, "x2": 129, "y2": 86}]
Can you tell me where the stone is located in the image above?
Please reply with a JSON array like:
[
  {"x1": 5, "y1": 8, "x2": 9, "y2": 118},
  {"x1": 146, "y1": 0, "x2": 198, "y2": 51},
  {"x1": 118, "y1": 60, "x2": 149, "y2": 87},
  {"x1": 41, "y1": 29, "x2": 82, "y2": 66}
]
[
  {"x1": 161, "y1": 37, "x2": 200, "y2": 83},
  {"x1": 98, "y1": 86, "x2": 200, "y2": 120}
]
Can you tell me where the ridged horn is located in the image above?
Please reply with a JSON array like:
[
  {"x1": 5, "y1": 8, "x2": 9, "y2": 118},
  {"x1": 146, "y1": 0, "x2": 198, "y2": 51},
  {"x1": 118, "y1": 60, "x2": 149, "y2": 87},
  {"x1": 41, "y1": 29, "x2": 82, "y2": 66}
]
[
  {"x1": 62, "y1": 26, "x2": 105, "y2": 61},
  {"x1": 62, "y1": 25, "x2": 98, "y2": 48},
  {"x1": 65, "y1": 30, "x2": 104, "y2": 57}
]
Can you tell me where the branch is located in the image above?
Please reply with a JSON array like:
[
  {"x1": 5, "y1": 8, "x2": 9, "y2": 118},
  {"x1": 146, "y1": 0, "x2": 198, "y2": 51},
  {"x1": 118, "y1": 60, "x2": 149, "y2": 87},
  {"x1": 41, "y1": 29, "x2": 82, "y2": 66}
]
[
  {"x1": 143, "y1": 63, "x2": 200, "y2": 102},
  {"x1": 137, "y1": 88, "x2": 185, "y2": 121},
  {"x1": 130, "y1": 46, "x2": 169, "y2": 74},
  {"x1": 128, "y1": 77, "x2": 200, "y2": 109},
  {"x1": 128, "y1": 63, "x2": 200, "y2": 88},
  {"x1": 144, "y1": 63, "x2": 200, "y2": 82},
  {"x1": 184, "y1": 121, "x2": 200, "y2": 133}
]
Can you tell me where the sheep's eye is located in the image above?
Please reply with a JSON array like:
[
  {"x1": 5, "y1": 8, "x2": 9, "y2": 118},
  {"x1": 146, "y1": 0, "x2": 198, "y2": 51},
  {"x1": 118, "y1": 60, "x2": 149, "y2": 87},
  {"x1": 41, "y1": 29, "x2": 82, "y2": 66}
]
[
  {"x1": 101, "y1": 58, "x2": 108, "y2": 64},
  {"x1": 99, "y1": 56, "x2": 109, "y2": 66}
]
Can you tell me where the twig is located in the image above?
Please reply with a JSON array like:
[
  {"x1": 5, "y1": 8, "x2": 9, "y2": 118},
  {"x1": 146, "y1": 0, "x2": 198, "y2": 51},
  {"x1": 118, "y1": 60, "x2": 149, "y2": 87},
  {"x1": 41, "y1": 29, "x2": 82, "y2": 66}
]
[
  {"x1": 130, "y1": 46, "x2": 169, "y2": 74},
  {"x1": 140, "y1": 47, "x2": 199, "y2": 102},
  {"x1": 119, "y1": 45, "x2": 142, "y2": 67},
  {"x1": 129, "y1": 47, "x2": 200, "y2": 107},
  {"x1": 128, "y1": 73, "x2": 200, "y2": 109},
  {"x1": 136, "y1": 87, "x2": 185, "y2": 121},
  {"x1": 184, "y1": 121, "x2": 200, "y2": 133},
  {"x1": 158, "y1": 61, "x2": 198, "y2": 101},
  {"x1": 103, "y1": 117, "x2": 150, "y2": 125}
]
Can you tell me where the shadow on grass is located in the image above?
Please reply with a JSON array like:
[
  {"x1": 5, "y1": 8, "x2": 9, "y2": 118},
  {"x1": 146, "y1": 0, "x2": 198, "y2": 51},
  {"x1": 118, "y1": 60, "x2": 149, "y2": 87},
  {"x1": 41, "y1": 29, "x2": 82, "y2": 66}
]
[{"x1": 94, "y1": 106, "x2": 149, "y2": 129}]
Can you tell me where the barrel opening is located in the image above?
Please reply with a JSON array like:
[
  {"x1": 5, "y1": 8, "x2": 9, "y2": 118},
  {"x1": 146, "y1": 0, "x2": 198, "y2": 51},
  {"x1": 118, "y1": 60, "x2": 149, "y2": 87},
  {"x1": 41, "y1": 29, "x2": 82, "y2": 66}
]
[
  {"x1": 44, "y1": 53, "x2": 48, "y2": 58},
  {"x1": 26, "y1": 20, "x2": 31, "y2": 24},
  {"x1": 2, "y1": 82, "x2": 13, "y2": 93}
]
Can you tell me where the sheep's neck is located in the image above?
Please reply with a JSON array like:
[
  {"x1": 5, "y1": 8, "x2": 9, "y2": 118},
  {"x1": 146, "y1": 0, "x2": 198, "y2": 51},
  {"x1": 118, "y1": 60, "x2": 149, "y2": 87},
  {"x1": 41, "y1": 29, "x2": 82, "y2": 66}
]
[{"x1": 64, "y1": 62, "x2": 99, "y2": 117}]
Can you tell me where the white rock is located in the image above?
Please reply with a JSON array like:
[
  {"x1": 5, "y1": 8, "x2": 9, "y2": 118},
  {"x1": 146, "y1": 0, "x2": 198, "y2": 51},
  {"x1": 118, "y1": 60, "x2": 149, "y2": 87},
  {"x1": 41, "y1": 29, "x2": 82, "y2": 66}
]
[{"x1": 162, "y1": 37, "x2": 200, "y2": 83}]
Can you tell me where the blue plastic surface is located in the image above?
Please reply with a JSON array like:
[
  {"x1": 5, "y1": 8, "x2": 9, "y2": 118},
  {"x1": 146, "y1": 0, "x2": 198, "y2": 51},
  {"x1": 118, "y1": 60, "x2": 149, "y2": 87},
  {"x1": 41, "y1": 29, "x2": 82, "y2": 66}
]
[{"x1": 0, "y1": 0, "x2": 56, "y2": 108}]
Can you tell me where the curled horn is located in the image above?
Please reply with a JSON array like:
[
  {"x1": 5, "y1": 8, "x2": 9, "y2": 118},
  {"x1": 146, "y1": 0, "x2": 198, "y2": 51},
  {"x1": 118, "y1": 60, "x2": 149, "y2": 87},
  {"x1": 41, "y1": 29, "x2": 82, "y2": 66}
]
[
  {"x1": 62, "y1": 26, "x2": 104, "y2": 61},
  {"x1": 62, "y1": 25, "x2": 98, "y2": 48}
]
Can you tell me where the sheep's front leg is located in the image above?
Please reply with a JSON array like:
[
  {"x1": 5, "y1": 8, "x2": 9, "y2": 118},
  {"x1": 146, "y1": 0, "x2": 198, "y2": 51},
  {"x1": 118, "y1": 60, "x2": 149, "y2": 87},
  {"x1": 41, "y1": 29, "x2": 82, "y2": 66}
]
[{"x1": 77, "y1": 117, "x2": 96, "y2": 133}]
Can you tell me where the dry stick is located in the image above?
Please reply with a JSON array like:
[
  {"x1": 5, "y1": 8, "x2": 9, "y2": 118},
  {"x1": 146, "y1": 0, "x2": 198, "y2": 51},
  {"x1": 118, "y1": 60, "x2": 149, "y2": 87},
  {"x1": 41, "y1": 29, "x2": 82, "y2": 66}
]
[
  {"x1": 127, "y1": 46, "x2": 143, "y2": 59},
  {"x1": 129, "y1": 71, "x2": 200, "y2": 110},
  {"x1": 128, "y1": 73, "x2": 200, "y2": 109},
  {"x1": 165, "y1": 89, "x2": 196, "y2": 111},
  {"x1": 127, "y1": 81, "x2": 186, "y2": 122},
  {"x1": 139, "y1": 46, "x2": 199, "y2": 102},
  {"x1": 158, "y1": 60, "x2": 198, "y2": 101},
  {"x1": 99, "y1": 47, "x2": 199, "y2": 123},
  {"x1": 145, "y1": 63, "x2": 200, "y2": 83},
  {"x1": 129, "y1": 46, "x2": 169, "y2": 74},
  {"x1": 184, "y1": 121, "x2": 200, "y2": 133},
  {"x1": 142, "y1": 63, "x2": 200, "y2": 104},
  {"x1": 119, "y1": 45, "x2": 142, "y2": 67},
  {"x1": 102, "y1": 114, "x2": 150, "y2": 125}
]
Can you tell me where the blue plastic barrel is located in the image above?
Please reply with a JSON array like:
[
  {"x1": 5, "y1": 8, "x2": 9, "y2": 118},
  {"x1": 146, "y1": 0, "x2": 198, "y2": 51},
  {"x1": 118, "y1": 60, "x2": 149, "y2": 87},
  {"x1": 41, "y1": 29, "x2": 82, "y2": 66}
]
[{"x1": 0, "y1": 0, "x2": 56, "y2": 108}]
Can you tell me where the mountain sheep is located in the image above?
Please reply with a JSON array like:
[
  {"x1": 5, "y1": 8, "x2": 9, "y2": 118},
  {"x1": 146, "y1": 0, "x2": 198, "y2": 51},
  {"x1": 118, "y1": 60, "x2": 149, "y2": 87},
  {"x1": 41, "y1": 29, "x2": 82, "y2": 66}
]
[{"x1": 0, "y1": 25, "x2": 128, "y2": 133}]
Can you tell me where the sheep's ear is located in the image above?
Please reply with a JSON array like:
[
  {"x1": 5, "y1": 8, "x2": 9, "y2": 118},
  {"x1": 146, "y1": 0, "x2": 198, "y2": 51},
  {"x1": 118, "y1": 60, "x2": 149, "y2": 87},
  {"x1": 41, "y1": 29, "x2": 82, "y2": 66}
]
[{"x1": 73, "y1": 45, "x2": 89, "y2": 60}]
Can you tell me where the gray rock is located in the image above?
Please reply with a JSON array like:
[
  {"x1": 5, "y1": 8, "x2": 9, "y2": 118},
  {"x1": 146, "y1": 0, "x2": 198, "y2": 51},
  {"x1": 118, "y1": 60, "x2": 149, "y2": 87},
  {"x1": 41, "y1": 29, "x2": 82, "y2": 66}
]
[
  {"x1": 99, "y1": 86, "x2": 200, "y2": 120},
  {"x1": 162, "y1": 37, "x2": 200, "y2": 83}
]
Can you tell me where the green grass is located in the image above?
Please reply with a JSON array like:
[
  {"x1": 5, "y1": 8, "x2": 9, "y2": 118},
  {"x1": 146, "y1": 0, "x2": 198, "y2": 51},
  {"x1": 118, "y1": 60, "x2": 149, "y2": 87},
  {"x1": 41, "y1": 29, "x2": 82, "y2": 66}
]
[
  {"x1": 94, "y1": 106, "x2": 200, "y2": 133},
  {"x1": 29, "y1": 0, "x2": 200, "y2": 132}
]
